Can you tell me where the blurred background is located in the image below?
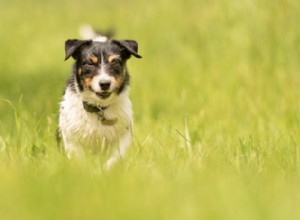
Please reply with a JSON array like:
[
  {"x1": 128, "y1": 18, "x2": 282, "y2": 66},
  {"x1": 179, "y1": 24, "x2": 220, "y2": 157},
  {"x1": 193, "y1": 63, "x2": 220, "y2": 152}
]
[
  {"x1": 0, "y1": 0, "x2": 300, "y2": 219},
  {"x1": 1, "y1": 0, "x2": 299, "y2": 132}
]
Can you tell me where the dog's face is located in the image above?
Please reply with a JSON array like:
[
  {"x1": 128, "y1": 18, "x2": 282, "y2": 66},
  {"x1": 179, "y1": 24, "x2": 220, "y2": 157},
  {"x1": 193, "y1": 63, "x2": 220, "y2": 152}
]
[{"x1": 65, "y1": 39, "x2": 141, "y2": 102}]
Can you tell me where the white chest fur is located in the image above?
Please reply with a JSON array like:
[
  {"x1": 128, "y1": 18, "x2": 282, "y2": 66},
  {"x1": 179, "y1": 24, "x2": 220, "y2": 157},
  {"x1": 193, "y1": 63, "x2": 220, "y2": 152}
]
[{"x1": 59, "y1": 88, "x2": 133, "y2": 152}]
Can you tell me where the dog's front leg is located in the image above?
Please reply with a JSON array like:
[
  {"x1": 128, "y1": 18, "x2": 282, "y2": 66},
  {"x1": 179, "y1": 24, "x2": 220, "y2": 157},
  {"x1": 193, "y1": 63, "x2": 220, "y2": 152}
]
[
  {"x1": 105, "y1": 130, "x2": 132, "y2": 169},
  {"x1": 62, "y1": 134, "x2": 83, "y2": 159},
  {"x1": 64, "y1": 143, "x2": 83, "y2": 159}
]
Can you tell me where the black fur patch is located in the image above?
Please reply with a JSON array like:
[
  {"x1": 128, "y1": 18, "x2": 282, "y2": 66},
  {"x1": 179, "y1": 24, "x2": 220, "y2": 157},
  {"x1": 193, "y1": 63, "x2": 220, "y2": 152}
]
[
  {"x1": 63, "y1": 65, "x2": 80, "y2": 94},
  {"x1": 74, "y1": 64, "x2": 84, "y2": 92},
  {"x1": 118, "y1": 71, "x2": 130, "y2": 94}
]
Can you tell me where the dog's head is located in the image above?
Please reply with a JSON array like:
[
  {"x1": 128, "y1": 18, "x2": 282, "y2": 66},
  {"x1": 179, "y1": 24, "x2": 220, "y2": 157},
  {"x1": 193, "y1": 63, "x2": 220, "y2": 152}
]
[{"x1": 65, "y1": 39, "x2": 141, "y2": 104}]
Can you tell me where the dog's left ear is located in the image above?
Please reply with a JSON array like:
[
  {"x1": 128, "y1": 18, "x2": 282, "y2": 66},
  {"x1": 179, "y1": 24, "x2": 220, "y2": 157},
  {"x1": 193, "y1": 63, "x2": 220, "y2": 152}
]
[
  {"x1": 65, "y1": 39, "x2": 92, "y2": 61},
  {"x1": 113, "y1": 40, "x2": 142, "y2": 59}
]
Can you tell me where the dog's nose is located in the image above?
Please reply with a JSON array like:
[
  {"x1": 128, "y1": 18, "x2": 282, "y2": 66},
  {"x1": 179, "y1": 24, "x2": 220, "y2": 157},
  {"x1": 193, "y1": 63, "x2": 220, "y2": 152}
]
[{"x1": 99, "y1": 81, "x2": 111, "y2": 91}]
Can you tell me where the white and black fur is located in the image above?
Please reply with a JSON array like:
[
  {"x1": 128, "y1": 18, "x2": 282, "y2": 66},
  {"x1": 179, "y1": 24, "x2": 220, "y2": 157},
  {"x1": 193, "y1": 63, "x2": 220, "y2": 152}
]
[{"x1": 57, "y1": 31, "x2": 141, "y2": 169}]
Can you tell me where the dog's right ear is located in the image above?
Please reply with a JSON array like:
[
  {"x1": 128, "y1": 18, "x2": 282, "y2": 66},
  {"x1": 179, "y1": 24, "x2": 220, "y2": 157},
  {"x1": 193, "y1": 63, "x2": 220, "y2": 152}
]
[{"x1": 65, "y1": 39, "x2": 92, "y2": 61}]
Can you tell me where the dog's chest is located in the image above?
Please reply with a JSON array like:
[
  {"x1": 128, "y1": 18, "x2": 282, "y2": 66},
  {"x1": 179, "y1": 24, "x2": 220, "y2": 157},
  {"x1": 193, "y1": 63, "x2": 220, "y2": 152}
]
[{"x1": 59, "y1": 90, "x2": 132, "y2": 145}]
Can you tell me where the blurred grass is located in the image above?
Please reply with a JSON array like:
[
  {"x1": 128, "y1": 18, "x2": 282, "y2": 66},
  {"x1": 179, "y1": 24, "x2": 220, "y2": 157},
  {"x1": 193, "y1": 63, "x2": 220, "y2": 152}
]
[{"x1": 1, "y1": 0, "x2": 300, "y2": 219}]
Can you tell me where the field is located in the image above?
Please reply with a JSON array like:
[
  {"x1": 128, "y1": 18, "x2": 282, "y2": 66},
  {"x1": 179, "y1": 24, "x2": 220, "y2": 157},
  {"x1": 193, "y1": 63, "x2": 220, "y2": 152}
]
[{"x1": 1, "y1": 0, "x2": 300, "y2": 219}]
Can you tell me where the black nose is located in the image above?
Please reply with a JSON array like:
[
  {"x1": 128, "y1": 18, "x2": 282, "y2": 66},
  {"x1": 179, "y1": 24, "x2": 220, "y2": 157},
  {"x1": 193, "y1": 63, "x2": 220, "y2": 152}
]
[{"x1": 99, "y1": 81, "x2": 111, "y2": 91}]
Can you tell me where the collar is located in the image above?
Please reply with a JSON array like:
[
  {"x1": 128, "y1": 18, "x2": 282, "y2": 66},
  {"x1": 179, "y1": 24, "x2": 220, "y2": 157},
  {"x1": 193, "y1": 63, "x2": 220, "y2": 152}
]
[
  {"x1": 82, "y1": 101, "x2": 118, "y2": 126},
  {"x1": 83, "y1": 101, "x2": 109, "y2": 113}
]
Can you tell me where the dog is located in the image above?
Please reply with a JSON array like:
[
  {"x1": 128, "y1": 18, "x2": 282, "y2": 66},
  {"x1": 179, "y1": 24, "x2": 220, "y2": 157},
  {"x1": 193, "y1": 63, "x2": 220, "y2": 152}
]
[{"x1": 57, "y1": 28, "x2": 142, "y2": 169}]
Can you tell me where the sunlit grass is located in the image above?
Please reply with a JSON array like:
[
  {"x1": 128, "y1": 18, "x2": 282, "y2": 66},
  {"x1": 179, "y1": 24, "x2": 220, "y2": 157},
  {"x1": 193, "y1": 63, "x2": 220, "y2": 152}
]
[{"x1": 0, "y1": 0, "x2": 300, "y2": 219}]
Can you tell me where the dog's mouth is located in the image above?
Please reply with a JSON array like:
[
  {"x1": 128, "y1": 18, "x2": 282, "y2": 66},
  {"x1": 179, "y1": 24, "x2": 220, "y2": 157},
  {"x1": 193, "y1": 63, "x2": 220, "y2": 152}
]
[{"x1": 96, "y1": 92, "x2": 111, "y2": 99}]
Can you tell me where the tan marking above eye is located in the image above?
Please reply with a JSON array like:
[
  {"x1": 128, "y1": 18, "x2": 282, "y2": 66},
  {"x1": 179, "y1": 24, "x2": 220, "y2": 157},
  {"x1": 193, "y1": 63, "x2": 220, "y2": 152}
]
[
  {"x1": 90, "y1": 55, "x2": 98, "y2": 64},
  {"x1": 108, "y1": 55, "x2": 120, "y2": 63}
]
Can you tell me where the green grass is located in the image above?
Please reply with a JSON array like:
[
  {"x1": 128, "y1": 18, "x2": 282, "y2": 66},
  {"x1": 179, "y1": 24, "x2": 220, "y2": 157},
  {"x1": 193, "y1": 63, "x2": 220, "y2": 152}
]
[{"x1": 1, "y1": 0, "x2": 300, "y2": 219}]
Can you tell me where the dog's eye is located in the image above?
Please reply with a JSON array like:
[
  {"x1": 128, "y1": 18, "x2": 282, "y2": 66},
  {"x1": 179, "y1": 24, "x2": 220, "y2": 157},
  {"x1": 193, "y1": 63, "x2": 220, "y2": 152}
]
[
  {"x1": 82, "y1": 64, "x2": 95, "y2": 75},
  {"x1": 110, "y1": 59, "x2": 122, "y2": 66},
  {"x1": 110, "y1": 59, "x2": 122, "y2": 70},
  {"x1": 85, "y1": 60, "x2": 95, "y2": 66},
  {"x1": 110, "y1": 60, "x2": 123, "y2": 73}
]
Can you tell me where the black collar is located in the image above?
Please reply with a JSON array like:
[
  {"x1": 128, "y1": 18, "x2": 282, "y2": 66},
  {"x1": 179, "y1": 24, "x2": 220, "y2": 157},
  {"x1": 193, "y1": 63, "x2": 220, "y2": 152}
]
[
  {"x1": 82, "y1": 101, "x2": 118, "y2": 126},
  {"x1": 82, "y1": 101, "x2": 109, "y2": 113}
]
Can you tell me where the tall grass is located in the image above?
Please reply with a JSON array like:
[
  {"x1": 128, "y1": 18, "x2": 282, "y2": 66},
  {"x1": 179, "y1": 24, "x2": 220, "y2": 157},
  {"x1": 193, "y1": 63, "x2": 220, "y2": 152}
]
[{"x1": 0, "y1": 0, "x2": 300, "y2": 219}]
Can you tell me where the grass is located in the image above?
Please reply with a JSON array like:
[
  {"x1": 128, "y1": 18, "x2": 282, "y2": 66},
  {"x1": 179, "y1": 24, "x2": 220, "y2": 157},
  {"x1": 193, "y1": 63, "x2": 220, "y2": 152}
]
[{"x1": 1, "y1": 0, "x2": 300, "y2": 219}]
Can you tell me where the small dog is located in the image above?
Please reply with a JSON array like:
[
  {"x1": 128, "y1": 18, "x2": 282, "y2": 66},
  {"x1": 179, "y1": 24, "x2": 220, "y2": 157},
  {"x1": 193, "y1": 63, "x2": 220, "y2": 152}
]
[{"x1": 57, "y1": 29, "x2": 142, "y2": 168}]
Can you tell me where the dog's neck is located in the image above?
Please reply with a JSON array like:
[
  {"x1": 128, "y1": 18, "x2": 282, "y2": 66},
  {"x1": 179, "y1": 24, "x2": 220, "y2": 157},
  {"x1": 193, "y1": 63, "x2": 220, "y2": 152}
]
[
  {"x1": 82, "y1": 101, "x2": 109, "y2": 113},
  {"x1": 82, "y1": 101, "x2": 118, "y2": 126}
]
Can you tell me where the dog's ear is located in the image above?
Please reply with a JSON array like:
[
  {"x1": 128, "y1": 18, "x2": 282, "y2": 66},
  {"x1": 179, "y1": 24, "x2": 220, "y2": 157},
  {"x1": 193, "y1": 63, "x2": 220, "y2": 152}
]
[
  {"x1": 112, "y1": 40, "x2": 142, "y2": 59},
  {"x1": 65, "y1": 39, "x2": 92, "y2": 61}
]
